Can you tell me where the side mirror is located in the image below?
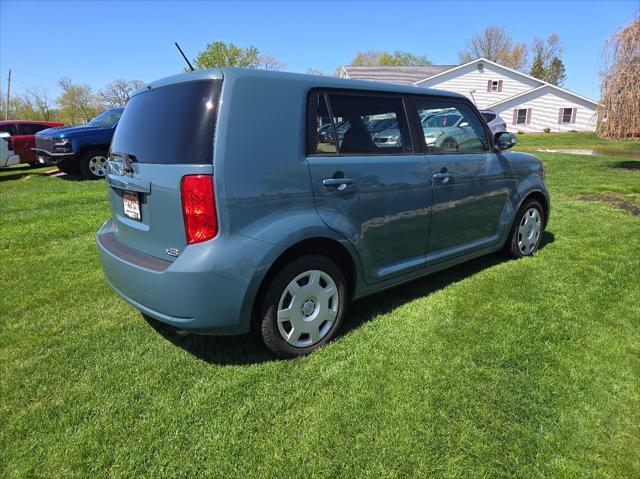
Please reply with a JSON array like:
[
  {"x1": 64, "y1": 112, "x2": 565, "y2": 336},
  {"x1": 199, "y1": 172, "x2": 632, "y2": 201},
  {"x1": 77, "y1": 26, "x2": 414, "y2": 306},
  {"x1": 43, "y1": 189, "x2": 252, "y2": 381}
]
[{"x1": 495, "y1": 131, "x2": 517, "y2": 151}]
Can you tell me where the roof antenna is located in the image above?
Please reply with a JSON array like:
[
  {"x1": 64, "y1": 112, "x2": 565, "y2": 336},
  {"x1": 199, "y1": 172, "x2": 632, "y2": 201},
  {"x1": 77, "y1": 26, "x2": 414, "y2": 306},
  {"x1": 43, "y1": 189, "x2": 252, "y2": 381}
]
[{"x1": 175, "y1": 42, "x2": 195, "y2": 72}]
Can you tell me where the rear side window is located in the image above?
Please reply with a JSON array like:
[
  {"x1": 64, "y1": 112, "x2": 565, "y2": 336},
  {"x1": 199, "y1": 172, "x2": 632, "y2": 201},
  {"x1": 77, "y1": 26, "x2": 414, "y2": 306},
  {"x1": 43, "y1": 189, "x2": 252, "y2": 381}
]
[
  {"x1": 416, "y1": 100, "x2": 488, "y2": 154},
  {"x1": 18, "y1": 124, "x2": 49, "y2": 135},
  {"x1": 111, "y1": 80, "x2": 221, "y2": 164},
  {"x1": 0, "y1": 124, "x2": 17, "y2": 136},
  {"x1": 308, "y1": 91, "x2": 413, "y2": 155}
]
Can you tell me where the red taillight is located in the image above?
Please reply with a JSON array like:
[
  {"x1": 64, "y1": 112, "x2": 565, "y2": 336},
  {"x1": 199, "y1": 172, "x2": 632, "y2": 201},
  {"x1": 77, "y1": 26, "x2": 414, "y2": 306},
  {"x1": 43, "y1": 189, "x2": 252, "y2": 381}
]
[{"x1": 181, "y1": 174, "x2": 218, "y2": 244}]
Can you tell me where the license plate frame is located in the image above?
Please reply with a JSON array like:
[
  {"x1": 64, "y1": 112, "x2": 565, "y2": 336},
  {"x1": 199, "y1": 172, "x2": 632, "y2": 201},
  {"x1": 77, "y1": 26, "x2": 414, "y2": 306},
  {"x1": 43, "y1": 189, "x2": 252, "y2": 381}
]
[{"x1": 122, "y1": 190, "x2": 141, "y2": 221}]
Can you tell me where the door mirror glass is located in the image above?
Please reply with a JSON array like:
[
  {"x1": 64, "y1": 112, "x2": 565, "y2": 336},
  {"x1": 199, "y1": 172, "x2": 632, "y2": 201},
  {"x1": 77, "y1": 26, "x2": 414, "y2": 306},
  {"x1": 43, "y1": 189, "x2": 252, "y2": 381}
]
[{"x1": 495, "y1": 131, "x2": 517, "y2": 150}]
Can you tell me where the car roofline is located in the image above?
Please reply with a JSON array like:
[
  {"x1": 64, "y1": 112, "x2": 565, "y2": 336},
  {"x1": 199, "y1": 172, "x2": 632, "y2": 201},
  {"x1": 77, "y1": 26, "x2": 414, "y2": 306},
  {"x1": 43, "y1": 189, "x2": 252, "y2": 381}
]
[{"x1": 130, "y1": 67, "x2": 469, "y2": 101}]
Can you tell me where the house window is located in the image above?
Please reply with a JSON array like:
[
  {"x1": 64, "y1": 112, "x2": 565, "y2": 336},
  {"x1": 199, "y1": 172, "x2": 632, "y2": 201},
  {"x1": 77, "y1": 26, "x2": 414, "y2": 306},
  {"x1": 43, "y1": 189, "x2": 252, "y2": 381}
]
[
  {"x1": 561, "y1": 107, "x2": 574, "y2": 123},
  {"x1": 516, "y1": 109, "x2": 528, "y2": 124},
  {"x1": 487, "y1": 80, "x2": 503, "y2": 92}
]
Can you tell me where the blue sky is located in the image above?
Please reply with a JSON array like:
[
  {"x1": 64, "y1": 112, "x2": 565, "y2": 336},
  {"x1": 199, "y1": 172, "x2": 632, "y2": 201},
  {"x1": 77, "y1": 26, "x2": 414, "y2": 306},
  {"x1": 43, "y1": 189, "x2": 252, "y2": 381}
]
[{"x1": 1, "y1": 0, "x2": 637, "y2": 101}]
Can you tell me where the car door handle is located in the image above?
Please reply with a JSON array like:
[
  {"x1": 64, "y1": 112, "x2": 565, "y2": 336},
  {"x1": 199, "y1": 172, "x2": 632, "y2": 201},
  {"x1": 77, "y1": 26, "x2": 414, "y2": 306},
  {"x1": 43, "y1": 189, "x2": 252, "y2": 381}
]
[
  {"x1": 433, "y1": 172, "x2": 453, "y2": 184},
  {"x1": 322, "y1": 177, "x2": 354, "y2": 191}
]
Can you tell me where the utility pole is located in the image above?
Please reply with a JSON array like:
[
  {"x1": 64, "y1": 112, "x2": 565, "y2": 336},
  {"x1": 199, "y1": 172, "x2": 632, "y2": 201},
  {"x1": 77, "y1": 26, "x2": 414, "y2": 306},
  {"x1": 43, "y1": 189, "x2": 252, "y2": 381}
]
[{"x1": 5, "y1": 69, "x2": 11, "y2": 121}]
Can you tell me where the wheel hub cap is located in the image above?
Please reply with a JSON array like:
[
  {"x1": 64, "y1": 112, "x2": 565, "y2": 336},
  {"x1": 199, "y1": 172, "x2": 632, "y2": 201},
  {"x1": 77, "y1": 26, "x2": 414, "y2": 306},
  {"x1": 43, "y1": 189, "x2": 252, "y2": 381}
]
[
  {"x1": 517, "y1": 207, "x2": 542, "y2": 255},
  {"x1": 276, "y1": 269, "x2": 339, "y2": 348}
]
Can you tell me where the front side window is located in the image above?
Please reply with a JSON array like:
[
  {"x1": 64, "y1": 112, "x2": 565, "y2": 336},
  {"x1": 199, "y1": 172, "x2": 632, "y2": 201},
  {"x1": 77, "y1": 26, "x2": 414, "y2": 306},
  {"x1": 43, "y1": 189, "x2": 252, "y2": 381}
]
[
  {"x1": 416, "y1": 100, "x2": 488, "y2": 153},
  {"x1": 561, "y1": 107, "x2": 574, "y2": 123},
  {"x1": 320, "y1": 93, "x2": 412, "y2": 155},
  {"x1": 516, "y1": 109, "x2": 528, "y2": 124},
  {"x1": 87, "y1": 109, "x2": 123, "y2": 127}
]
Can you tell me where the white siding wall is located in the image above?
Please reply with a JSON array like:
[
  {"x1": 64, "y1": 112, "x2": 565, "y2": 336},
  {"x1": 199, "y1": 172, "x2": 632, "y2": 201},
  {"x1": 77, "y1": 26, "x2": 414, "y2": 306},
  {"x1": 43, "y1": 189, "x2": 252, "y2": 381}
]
[
  {"x1": 493, "y1": 87, "x2": 598, "y2": 133},
  {"x1": 417, "y1": 62, "x2": 542, "y2": 109}
]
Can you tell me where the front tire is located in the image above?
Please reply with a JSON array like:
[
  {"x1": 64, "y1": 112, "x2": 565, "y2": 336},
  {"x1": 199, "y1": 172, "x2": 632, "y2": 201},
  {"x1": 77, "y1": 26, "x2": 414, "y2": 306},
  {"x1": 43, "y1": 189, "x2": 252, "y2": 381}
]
[
  {"x1": 79, "y1": 149, "x2": 108, "y2": 179},
  {"x1": 260, "y1": 255, "x2": 348, "y2": 358},
  {"x1": 506, "y1": 199, "x2": 545, "y2": 257}
]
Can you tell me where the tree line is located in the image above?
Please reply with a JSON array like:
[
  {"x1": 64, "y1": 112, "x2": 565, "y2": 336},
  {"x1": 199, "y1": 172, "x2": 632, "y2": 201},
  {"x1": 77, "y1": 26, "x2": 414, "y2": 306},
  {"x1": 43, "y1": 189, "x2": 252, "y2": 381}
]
[{"x1": 1, "y1": 78, "x2": 144, "y2": 124}]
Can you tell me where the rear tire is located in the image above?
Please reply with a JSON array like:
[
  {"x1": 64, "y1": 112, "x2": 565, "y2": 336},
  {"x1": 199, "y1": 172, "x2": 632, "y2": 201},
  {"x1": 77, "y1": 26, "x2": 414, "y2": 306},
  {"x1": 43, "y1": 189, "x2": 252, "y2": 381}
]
[
  {"x1": 80, "y1": 149, "x2": 108, "y2": 179},
  {"x1": 506, "y1": 199, "x2": 545, "y2": 258},
  {"x1": 260, "y1": 255, "x2": 348, "y2": 358}
]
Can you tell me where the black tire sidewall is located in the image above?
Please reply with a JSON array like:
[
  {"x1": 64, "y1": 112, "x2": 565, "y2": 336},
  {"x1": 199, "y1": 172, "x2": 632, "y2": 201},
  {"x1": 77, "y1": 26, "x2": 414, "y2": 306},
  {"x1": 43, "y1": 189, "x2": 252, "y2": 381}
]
[
  {"x1": 509, "y1": 200, "x2": 544, "y2": 258},
  {"x1": 260, "y1": 255, "x2": 348, "y2": 358},
  {"x1": 79, "y1": 149, "x2": 107, "y2": 180}
]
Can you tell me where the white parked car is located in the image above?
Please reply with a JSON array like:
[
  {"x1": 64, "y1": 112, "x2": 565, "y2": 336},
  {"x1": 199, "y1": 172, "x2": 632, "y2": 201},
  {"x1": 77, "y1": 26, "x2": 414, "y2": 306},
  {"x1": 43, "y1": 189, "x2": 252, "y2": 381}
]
[
  {"x1": 480, "y1": 110, "x2": 507, "y2": 135},
  {"x1": 0, "y1": 132, "x2": 20, "y2": 168}
]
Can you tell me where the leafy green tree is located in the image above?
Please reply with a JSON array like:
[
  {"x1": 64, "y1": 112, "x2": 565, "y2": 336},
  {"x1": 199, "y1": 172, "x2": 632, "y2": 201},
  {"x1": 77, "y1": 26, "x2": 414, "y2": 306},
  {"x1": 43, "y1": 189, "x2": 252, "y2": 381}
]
[
  {"x1": 191, "y1": 41, "x2": 285, "y2": 71},
  {"x1": 350, "y1": 50, "x2": 431, "y2": 66},
  {"x1": 546, "y1": 57, "x2": 567, "y2": 86},
  {"x1": 529, "y1": 34, "x2": 566, "y2": 85},
  {"x1": 56, "y1": 77, "x2": 101, "y2": 125},
  {"x1": 529, "y1": 53, "x2": 546, "y2": 80}
]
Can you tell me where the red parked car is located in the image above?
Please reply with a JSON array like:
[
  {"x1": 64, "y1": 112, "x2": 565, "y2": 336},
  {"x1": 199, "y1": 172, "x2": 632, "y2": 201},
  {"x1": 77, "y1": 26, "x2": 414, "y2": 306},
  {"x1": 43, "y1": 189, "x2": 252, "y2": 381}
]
[{"x1": 0, "y1": 120, "x2": 64, "y2": 164}]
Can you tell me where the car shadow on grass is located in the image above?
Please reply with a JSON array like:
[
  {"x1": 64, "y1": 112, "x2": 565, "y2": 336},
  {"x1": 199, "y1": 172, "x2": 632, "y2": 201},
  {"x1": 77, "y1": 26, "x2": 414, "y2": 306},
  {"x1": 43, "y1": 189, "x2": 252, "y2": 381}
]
[
  {"x1": 611, "y1": 160, "x2": 640, "y2": 171},
  {"x1": 145, "y1": 231, "x2": 555, "y2": 366},
  {"x1": 0, "y1": 165, "x2": 52, "y2": 181}
]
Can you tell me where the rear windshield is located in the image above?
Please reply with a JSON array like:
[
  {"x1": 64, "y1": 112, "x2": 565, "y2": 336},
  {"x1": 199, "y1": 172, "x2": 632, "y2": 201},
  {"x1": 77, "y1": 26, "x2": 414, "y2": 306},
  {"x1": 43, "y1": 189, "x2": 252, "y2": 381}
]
[{"x1": 111, "y1": 79, "x2": 222, "y2": 164}]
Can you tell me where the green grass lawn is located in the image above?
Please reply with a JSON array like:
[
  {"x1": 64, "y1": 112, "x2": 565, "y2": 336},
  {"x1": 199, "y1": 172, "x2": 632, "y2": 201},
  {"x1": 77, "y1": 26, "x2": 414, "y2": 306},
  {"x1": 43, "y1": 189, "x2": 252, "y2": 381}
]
[
  {"x1": 1, "y1": 135, "x2": 639, "y2": 478},
  {"x1": 516, "y1": 131, "x2": 640, "y2": 155}
]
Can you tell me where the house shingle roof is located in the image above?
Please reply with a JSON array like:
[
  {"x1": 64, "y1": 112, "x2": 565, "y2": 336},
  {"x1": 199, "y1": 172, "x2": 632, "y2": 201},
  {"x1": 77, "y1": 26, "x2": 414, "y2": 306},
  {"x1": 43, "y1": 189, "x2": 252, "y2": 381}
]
[{"x1": 340, "y1": 65, "x2": 457, "y2": 85}]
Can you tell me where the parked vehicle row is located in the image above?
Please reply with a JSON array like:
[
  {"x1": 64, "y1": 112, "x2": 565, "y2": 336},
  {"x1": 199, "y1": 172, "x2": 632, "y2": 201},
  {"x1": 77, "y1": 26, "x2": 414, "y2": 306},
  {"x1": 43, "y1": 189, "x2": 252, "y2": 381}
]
[
  {"x1": 97, "y1": 68, "x2": 549, "y2": 358},
  {"x1": 0, "y1": 120, "x2": 64, "y2": 165}
]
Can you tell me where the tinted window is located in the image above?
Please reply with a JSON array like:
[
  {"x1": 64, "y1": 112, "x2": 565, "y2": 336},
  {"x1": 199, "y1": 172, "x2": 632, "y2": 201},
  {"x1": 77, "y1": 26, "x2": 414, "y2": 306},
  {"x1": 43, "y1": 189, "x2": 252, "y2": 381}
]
[
  {"x1": 111, "y1": 80, "x2": 221, "y2": 165},
  {"x1": 326, "y1": 93, "x2": 412, "y2": 155},
  {"x1": 18, "y1": 123, "x2": 49, "y2": 135},
  {"x1": 416, "y1": 101, "x2": 488, "y2": 153},
  {"x1": 0, "y1": 124, "x2": 17, "y2": 136}
]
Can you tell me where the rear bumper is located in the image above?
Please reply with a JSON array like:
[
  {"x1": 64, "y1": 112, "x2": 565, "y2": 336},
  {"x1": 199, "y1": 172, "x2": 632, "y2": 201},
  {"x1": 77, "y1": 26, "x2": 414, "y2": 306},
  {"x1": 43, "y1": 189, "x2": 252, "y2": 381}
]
[{"x1": 97, "y1": 219, "x2": 276, "y2": 335}]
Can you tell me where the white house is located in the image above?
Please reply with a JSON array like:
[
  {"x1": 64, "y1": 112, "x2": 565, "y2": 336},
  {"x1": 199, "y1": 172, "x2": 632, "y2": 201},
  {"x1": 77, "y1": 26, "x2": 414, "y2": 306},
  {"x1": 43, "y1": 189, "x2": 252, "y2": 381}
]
[{"x1": 339, "y1": 58, "x2": 599, "y2": 133}]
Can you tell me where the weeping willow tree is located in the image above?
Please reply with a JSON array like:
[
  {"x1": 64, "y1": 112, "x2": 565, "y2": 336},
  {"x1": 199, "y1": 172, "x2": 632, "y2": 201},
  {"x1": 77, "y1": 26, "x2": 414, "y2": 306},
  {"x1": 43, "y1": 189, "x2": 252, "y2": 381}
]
[{"x1": 598, "y1": 15, "x2": 640, "y2": 138}]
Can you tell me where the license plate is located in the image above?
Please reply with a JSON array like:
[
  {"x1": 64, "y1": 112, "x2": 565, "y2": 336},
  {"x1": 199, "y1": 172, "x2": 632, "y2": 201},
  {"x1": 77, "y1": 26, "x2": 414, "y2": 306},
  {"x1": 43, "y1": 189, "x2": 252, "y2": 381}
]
[{"x1": 122, "y1": 190, "x2": 141, "y2": 221}]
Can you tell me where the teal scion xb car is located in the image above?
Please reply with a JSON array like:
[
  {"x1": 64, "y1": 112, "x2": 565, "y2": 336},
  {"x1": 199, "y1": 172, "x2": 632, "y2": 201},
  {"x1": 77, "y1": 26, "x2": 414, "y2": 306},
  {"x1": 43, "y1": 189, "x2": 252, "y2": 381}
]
[{"x1": 97, "y1": 68, "x2": 549, "y2": 357}]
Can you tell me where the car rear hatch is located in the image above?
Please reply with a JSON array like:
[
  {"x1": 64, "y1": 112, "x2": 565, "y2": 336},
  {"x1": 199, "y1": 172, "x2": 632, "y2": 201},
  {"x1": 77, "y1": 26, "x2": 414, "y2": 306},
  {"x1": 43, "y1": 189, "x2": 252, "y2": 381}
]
[{"x1": 105, "y1": 77, "x2": 222, "y2": 260}]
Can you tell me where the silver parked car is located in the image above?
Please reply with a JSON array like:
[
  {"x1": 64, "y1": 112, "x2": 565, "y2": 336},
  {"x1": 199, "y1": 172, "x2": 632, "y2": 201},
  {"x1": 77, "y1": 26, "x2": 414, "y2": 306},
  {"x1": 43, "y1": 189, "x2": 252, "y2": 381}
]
[{"x1": 480, "y1": 110, "x2": 508, "y2": 135}]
